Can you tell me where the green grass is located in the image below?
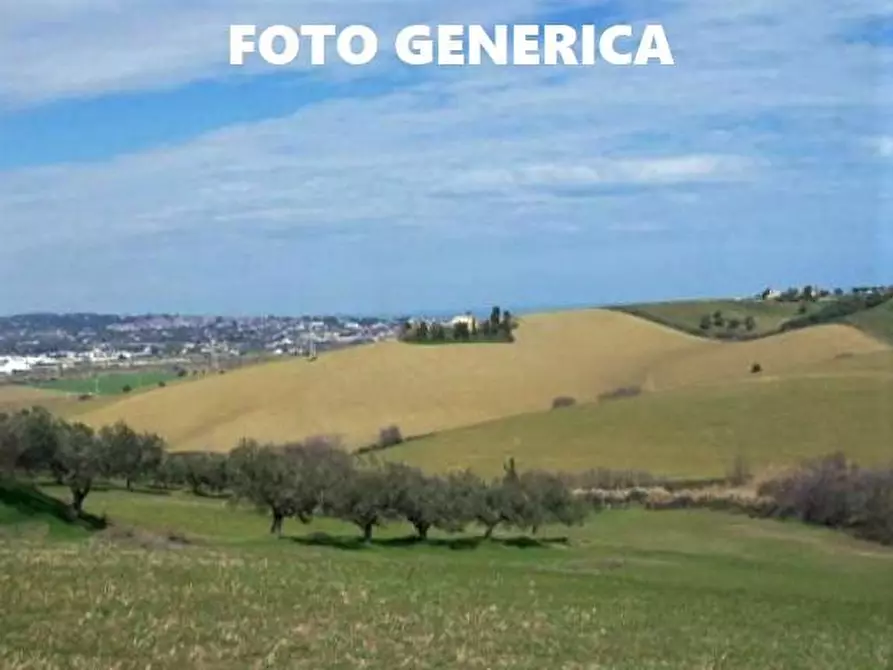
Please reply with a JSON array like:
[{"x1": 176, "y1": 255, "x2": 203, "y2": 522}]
[
  {"x1": 1, "y1": 487, "x2": 892, "y2": 668},
  {"x1": 848, "y1": 298, "x2": 893, "y2": 344},
  {"x1": 32, "y1": 370, "x2": 180, "y2": 396},
  {"x1": 615, "y1": 299, "x2": 814, "y2": 339},
  {"x1": 383, "y1": 372, "x2": 893, "y2": 477}
]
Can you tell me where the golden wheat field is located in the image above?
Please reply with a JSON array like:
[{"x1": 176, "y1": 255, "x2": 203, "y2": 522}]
[
  {"x1": 69, "y1": 309, "x2": 891, "y2": 452},
  {"x1": 74, "y1": 310, "x2": 700, "y2": 449},
  {"x1": 643, "y1": 324, "x2": 890, "y2": 391}
]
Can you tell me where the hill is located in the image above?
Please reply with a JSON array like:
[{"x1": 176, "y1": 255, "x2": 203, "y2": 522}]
[
  {"x1": 75, "y1": 310, "x2": 706, "y2": 450},
  {"x1": 616, "y1": 298, "x2": 810, "y2": 338},
  {"x1": 383, "y1": 350, "x2": 893, "y2": 477},
  {"x1": 73, "y1": 310, "x2": 889, "y2": 452},
  {"x1": 847, "y1": 297, "x2": 893, "y2": 343},
  {"x1": 643, "y1": 323, "x2": 889, "y2": 391}
]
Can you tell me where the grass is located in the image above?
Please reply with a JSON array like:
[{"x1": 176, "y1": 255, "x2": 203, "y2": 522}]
[
  {"x1": 74, "y1": 309, "x2": 889, "y2": 452},
  {"x1": 384, "y1": 357, "x2": 893, "y2": 477},
  {"x1": 1, "y1": 486, "x2": 892, "y2": 668},
  {"x1": 848, "y1": 297, "x2": 893, "y2": 344},
  {"x1": 32, "y1": 369, "x2": 179, "y2": 396},
  {"x1": 615, "y1": 299, "x2": 813, "y2": 338}
]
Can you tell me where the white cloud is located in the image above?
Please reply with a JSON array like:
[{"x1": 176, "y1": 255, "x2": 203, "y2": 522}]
[
  {"x1": 873, "y1": 136, "x2": 893, "y2": 158},
  {"x1": 0, "y1": 0, "x2": 888, "y2": 311}
]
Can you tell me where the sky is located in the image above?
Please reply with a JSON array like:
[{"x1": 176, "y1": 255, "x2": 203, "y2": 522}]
[{"x1": 0, "y1": 0, "x2": 891, "y2": 316}]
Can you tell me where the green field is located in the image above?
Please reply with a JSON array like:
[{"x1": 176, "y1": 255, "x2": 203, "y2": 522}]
[
  {"x1": 848, "y1": 298, "x2": 893, "y2": 343},
  {"x1": 2, "y1": 484, "x2": 892, "y2": 669},
  {"x1": 615, "y1": 299, "x2": 818, "y2": 338},
  {"x1": 32, "y1": 370, "x2": 180, "y2": 396},
  {"x1": 383, "y1": 366, "x2": 893, "y2": 477}
]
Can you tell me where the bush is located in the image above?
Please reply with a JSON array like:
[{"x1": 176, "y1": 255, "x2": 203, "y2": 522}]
[
  {"x1": 121, "y1": 385, "x2": 132, "y2": 393},
  {"x1": 598, "y1": 386, "x2": 642, "y2": 402},
  {"x1": 176, "y1": 369, "x2": 188, "y2": 378},
  {"x1": 158, "y1": 381, "x2": 166, "y2": 388},
  {"x1": 751, "y1": 362, "x2": 762, "y2": 374},
  {"x1": 551, "y1": 396, "x2": 576, "y2": 409},
  {"x1": 757, "y1": 454, "x2": 893, "y2": 545},
  {"x1": 378, "y1": 425, "x2": 404, "y2": 448}
]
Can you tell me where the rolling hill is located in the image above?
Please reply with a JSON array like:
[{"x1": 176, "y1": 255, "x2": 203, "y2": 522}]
[
  {"x1": 71, "y1": 307, "x2": 891, "y2": 453},
  {"x1": 75, "y1": 310, "x2": 705, "y2": 450},
  {"x1": 383, "y1": 350, "x2": 893, "y2": 477}
]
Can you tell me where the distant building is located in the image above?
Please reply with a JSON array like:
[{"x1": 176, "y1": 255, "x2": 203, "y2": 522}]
[{"x1": 449, "y1": 313, "x2": 477, "y2": 329}]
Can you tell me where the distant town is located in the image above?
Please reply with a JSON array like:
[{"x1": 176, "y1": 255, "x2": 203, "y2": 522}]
[{"x1": 0, "y1": 313, "x2": 406, "y2": 377}]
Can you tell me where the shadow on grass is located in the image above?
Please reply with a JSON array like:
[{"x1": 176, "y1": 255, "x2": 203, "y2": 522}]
[
  {"x1": 288, "y1": 531, "x2": 569, "y2": 552},
  {"x1": 0, "y1": 480, "x2": 107, "y2": 531}
]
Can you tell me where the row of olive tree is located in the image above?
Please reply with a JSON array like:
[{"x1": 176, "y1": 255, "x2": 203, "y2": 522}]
[
  {"x1": 0, "y1": 407, "x2": 167, "y2": 512},
  {"x1": 227, "y1": 440, "x2": 589, "y2": 542}
]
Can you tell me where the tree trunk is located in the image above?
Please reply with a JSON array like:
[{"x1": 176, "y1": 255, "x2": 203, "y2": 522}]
[
  {"x1": 270, "y1": 511, "x2": 284, "y2": 536},
  {"x1": 362, "y1": 522, "x2": 374, "y2": 543},
  {"x1": 415, "y1": 522, "x2": 430, "y2": 541},
  {"x1": 125, "y1": 478, "x2": 133, "y2": 491},
  {"x1": 483, "y1": 523, "x2": 496, "y2": 539},
  {"x1": 71, "y1": 487, "x2": 88, "y2": 515}
]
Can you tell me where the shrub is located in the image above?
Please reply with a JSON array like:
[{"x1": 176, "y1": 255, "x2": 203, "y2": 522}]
[
  {"x1": 751, "y1": 362, "x2": 762, "y2": 374},
  {"x1": 158, "y1": 381, "x2": 166, "y2": 388},
  {"x1": 757, "y1": 454, "x2": 893, "y2": 545},
  {"x1": 551, "y1": 396, "x2": 576, "y2": 409},
  {"x1": 121, "y1": 385, "x2": 132, "y2": 393},
  {"x1": 598, "y1": 386, "x2": 642, "y2": 402},
  {"x1": 378, "y1": 425, "x2": 404, "y2": 448}
]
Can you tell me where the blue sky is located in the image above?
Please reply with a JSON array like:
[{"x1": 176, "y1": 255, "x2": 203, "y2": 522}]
[{"x1": 0, "y1": 0, "x2": 891, "y2": 316}]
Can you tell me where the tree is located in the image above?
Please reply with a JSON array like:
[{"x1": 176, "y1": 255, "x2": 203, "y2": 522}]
[
  {"x1": 744, "y1": 315, "x2": 756, "y2": 332},
  {"x1": 0, "y1": 412, "x2": 23, "y2": 474},
  {"x1": 99, "y1": 421, "x2": 165, "y2": 490},
  {"x1": 55, "y1": 421, "x2": 104, "y2": 514},
  {"x1": 430, "y1": 323, "x2": 446, "y2": 341},
  {"x1": 453, "y1": 322, "x2": 470, "y2": 341},
  {"x1": 416, "y1": 321, "x2": 429, "y2": 340},
  {"x1": 327, "y1": 461, "x2": 398, "y2": 542},
  {"x1": 228, "y1": 440, "x2": 300, "y2": 536},
  {"x1": 490, "y1": 306, "x2": 501, "y2": 330},
  {"x1": 178, "y1": 452, "x2": 228, "y2": 496},
  {"x1": 14, "y1": 407, "x2": 64, "y2": 481},
  {"x1": 385, "y1": 463, "x2": 454, "y2": 540},
  {"x1": 516, "y1": 470, "x2": 588, "y2": 534},
  {"x1": 500, "y1": 310, "x2": 514, "y2": 339},
  {"x1": 699, "y1": 315, "x2": 712, "y2": 331}
]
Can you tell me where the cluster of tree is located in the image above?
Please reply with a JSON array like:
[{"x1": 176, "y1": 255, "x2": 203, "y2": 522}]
[
  {"x1": 228, "y1": 444, "x2": 588, "y2": 541},
  {"x1": 0, "y1": 408, "x2": 167, "y2": 512},
  {"x1": 400, "y1": 306, "x2": 516, "y2": 344},
  {"x1": 781, "y1": 290, "x2": 893, "y2": 332},
  {"x1": 698, "y1": 310, "x2": 757, "y2": 334},
  {"x1": 1, "y1": 409, "x2": 588, "y2": 542}
]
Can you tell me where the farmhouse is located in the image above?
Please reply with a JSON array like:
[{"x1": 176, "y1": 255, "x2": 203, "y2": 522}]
[{"x1": 449, "y1": 313, "x2": 477, "y2": 330}]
